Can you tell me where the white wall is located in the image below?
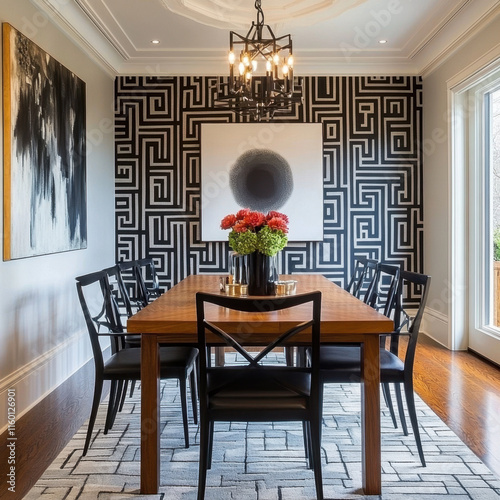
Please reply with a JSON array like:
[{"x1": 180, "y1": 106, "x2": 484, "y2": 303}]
[
  {"x1": 423, "y1": 16, "x2": 500, "y2": 348},
  {"x1": 0, "y1": 0, "x2": 115, "y2": 431}
]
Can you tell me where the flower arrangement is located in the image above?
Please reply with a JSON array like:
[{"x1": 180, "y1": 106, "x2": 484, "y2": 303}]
[{"x1": 220, "y1": 208, "x2": 289, "y2": 256}]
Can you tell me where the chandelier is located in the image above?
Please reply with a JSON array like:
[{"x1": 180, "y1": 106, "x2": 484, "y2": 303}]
[{"x1": 215, "y1": 0, "x2": 303, "y2": 121}]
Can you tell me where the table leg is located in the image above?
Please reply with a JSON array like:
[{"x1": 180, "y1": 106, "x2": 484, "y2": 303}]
[
  {"x1": 360, "y1": 336, "x2": 381, "y2": 495},
  {"x1": 141, "y1": 334, "x2": 160, "y2": 494}
]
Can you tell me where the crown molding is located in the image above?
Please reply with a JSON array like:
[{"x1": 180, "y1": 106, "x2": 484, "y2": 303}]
[
  {"x1": 32, "y1": 0, "x2": 500, "y2": 78},
  {"x1": 417, "y1": 1, "x2": 500, "y2": 77},
  {"x1": 32, "y1": 0, "x2": 120, "y2": 77}
]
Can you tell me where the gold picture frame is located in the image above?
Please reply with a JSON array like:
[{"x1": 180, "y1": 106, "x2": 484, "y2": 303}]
[{"x1": 2, "y1": 23, "x2": 87, "y2": 260}]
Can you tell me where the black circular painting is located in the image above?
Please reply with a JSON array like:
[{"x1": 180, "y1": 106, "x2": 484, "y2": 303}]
[{"x1": 229, "y1": 149, "x2": 294, "y2": 212}]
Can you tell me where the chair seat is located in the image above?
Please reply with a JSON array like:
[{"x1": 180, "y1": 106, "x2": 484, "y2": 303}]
[
  {"x1": 124, "y1": 334, "x2": 141, "y2": 346},
  {"x1": 207, "y1": 368, "x2": 310, "y2": 411},
  {"x1": 319, "y1": 345, "x2": 404, "y2": 383},
  {"x1": 104, "y1": 346, "x2": 198, "y2": 378}
]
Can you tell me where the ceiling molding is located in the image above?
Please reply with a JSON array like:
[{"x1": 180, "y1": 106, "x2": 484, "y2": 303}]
[
  {"x1": 405, "y1": 0, "x2": 473, "y2": 60},
  {"x1": 418, "y1": 2, "x2": 500, "y2": 78},
  {"x1": 32, "y1": 0, "x2": 120, "y2": 77},
  {"x1": 32, "y1": 0, "x2": 500, "y2": 78},
  {"x1": 159, "y1": 0, "x2": 368, "y2": 30}
]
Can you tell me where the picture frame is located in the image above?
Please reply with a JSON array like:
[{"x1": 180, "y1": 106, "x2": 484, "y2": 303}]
[
  {"x1": 2, "y1": 23, "x2": 87, "y2": 260},
  {"x1": 201, "y1": 123, "x2": 323, "y2": 242}
]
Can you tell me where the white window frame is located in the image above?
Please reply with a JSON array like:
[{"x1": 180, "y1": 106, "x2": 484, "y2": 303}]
[{"x1": 449, "y1": 57, "x2": 500, "y2": 361}]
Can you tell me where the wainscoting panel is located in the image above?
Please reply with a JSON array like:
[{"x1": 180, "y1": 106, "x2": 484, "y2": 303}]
[{"x1": 115, "y1": 76, "x2": 423, "y2": 296}]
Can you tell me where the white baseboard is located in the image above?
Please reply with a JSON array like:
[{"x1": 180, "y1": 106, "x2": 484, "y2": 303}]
[
  {"x1": 0, "y1": 329, "x2": 92, "y2": 434},
  {"x1": 422, "y1": 307, "x2": 452, "y2": 349}
]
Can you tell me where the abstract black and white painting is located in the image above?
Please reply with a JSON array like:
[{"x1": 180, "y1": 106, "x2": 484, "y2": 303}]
[
  {"x1": 2, "y1": 23, "x2": 87, "y2": 260},
  {"x1": 201, "y1": 123, "x2": 323, "y2": 241}
]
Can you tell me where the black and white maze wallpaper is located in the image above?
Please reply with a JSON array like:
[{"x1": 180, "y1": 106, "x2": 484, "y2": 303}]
[{"x1": 115, "y1": 76, "x2": 423, "y2": 296}]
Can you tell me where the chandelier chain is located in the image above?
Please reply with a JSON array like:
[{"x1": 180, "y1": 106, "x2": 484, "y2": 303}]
[{"x1": 255, "y1": 0, "x2": 264, "y2": 27}]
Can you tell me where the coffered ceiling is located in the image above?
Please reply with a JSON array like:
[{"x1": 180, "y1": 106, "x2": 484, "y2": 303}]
[{"x1": 33, "y1": 0, "x2": 500, "y2": 76}]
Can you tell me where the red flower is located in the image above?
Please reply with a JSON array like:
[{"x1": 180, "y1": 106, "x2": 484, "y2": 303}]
[
  {"x1": 220, "y1": 214, "x2": 237, "y2": 230},
  {"x1": 267, "y1": 211, "x2": 289, "y2": 224},
  {"x1": 267, "y1": 217, "x2": 289, "y2": 233},
  {"x1": 236, "y1": 208, "x2": 250, "y2": 220},
  {"x1": 221, "y1": 208, "x2": 289, "y2": 235},
  {"x1": 243, "y1": 211, "x2": 266, "y2": 228},
  {"x1": 233, "y1": 221, "x2": 249, "y2": 233}
]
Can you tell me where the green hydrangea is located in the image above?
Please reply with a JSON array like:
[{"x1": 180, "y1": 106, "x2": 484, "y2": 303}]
[
  {"x1": 228, "y1": 226, "x2": 287, "y2": 256},
  {"x1": 256, "y1": 226, "x2": 288, "y2": 256},
  {"x1": 228, "y1": 230, "x2": 258, "y2": 255},
  {"x1": 222, "y1": 209, "x2": 289, "y2": 256}
]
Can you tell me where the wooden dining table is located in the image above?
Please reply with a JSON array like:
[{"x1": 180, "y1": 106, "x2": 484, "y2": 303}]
[{"x1": 126, "y1": 273, "x2": 394, "y2": 495}]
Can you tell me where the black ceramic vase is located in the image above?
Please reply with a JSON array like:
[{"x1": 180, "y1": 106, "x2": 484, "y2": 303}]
[{"x1": 247, "y1": 251, "x2": 278, "y2": 295}]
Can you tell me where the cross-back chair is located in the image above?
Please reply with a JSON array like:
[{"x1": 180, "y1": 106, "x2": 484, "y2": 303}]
[
  {"x1": 345, "y1": 256, "x2": 379, "y2": 302},
  {"x1": 318, "y1": 270, "x2": 430, "y2": 466},
  {"x1": 365, "y1": 263, "x2": 402, "y2": 428},
  {"x1": 76, "y1": 269, "x2": 198, "y2": 455},
  {"x1": 116, "y1": 260, "x2": 145, "y2": 314},
  {"x1": 134, "y1": 257, "x2": 163, "y2": 306},
  {"x1": 195, "y1": 291, "x2": 324, "y2": 500}
]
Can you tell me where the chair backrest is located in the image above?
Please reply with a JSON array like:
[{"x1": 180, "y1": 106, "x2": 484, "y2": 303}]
[
  {"x1": 76, "y1": 270, "x2": 124, "y2": 373},
  {"x1": 134, "y1": 258, "x2": 162, "y2": 305},
  {"x1": 392, "y1": 270, "x2": 431, "y2": 370},
  {"x1": 195, "y1": 291, "x2": 322, "y2": 407},
  {"x1": 106, "y1": 264, "x2": 136, "y2": 318},
  {"x1": 117, "y1": 260, "x2": 141, "y2": 306},
  {"x1": 117, "y1": 258, "x2": 162, "y2": 308},
  {"x1": 367, "y1": 263, "x2": 401, "y2": 317},
  {"x1": 345, "y1": 257, "x2": 379, "y2": 302}
]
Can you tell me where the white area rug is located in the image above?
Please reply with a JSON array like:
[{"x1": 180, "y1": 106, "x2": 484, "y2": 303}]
[{"x1": 27, "y1": 352, "x2": 500, "y2": 499}]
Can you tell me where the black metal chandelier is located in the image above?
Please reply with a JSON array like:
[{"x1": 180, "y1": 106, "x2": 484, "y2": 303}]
[{"x1": 215, "y1": 0, "x2": 303, "y2": 121}]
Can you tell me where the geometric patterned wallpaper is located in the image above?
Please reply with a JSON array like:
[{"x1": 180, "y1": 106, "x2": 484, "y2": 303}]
[{"x1": 115, "y1": 75, "x2": 423, "y2": 291}]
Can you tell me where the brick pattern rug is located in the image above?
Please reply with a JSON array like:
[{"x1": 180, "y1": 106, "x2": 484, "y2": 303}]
[{"x1": 27, "y1": 352, "x2": 500, "y2": 499}]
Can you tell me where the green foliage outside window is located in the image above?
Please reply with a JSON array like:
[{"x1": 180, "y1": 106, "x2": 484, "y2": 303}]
[{"x1": 494, "y1": 228, "x2": 500, "y2": 261}]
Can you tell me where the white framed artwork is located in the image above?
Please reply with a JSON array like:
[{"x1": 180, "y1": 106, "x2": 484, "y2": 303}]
[{"x1": 201, "y1": 123, "x2": 323, "y2": 242}]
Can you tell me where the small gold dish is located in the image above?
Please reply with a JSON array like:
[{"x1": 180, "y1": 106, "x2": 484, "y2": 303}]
[
  {"x1": 225, "y1": 283, "x2": 239, "y2": 296},
  {"x1": 275, "y1": 280, "x2": 297, "y2": 296},
  {"x1": 224, "y1": 283, "x2": 248, "y2": 296}
]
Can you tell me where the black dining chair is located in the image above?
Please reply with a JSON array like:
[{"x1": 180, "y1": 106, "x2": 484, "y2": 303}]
[
  {"x1": 103, "y1": 264, "x2": 142, "y2": 402},
  {"x1": 366, "y1": 263, "x2": 402, "y2": 429},
  {"x1": 110, "y1": 263, "x2": 198, "y2": 429},
  {"x1": 195, "y1": 291, "x2": 324, "y2": 500},
  {"x1": 367, "y1": 263, "x2": 401, "y2": 315},
  {"x1": 76, "y1": 269, "x2": 198, "y2": 454},
  {"x1": 134, "y1": 257, "x2": 163, "y2": 306},
  {"x1": 345, "y1": 256, "x2": 379, "y2": 302},
  {"x1": 318, "y1": 270, "x2": 430, "y2": 466}
]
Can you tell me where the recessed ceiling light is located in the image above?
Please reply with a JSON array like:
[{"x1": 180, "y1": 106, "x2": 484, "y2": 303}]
[
  {"x1": 151, "y1": 39, "x2": 160, "y2": 44},
  {"x1": 379, "y1": 39, "x2": 387, "y2": 44}
]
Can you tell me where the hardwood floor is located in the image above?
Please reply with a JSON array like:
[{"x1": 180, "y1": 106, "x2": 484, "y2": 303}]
[
  {"x1": 0, "y1": 357, "x2": 98, "y2": 500},
  {"x1": 411, "y1": 334, "x2": 500, "y2": 478}
]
